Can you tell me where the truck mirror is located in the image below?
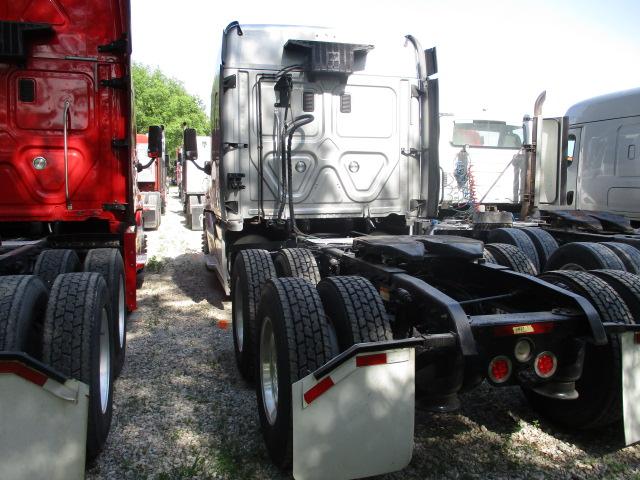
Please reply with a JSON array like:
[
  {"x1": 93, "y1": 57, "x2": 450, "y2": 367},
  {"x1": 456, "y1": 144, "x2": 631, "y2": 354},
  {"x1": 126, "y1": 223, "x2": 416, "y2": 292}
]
[
  {"x1": 147, "y1": 125, "x2": 162, "y2": 158},
  {"x1": 184, "y1": 128, "x2": 198, "y2": 160},
  {"x1": 204, "y1": 161, "x2": 212, "y2": 176},
  {"x1": 522, "y1": 115, "x2": 533, "y2": 147}
]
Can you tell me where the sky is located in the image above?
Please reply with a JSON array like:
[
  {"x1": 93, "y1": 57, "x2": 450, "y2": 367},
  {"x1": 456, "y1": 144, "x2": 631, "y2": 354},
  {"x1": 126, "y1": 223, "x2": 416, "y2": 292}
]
[{"x1": 131, "y1": 0, "x2": 640, "y2": 121}]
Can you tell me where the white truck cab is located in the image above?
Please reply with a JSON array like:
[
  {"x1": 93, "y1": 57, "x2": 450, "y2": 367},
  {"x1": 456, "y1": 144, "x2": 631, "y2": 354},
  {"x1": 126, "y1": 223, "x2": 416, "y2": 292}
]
[
  {"x1": 440, "y1": 116, "x2": 524, "y2": 207},
  {"x1": 534, "y1": 88, "x2": 640, "y2": 225}
]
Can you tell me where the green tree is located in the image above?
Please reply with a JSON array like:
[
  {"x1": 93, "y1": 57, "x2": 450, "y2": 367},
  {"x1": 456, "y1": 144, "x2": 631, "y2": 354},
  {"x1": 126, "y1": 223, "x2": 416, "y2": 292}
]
[{"x1": 132, "y1": 63, "x2": 210, "y2": 170}]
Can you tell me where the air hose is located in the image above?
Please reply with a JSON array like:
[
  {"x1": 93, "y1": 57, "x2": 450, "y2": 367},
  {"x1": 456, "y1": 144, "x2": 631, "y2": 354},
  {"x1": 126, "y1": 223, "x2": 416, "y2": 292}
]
[{"x1": 284, "y1": 114, "x2": 314, "y2": 234}]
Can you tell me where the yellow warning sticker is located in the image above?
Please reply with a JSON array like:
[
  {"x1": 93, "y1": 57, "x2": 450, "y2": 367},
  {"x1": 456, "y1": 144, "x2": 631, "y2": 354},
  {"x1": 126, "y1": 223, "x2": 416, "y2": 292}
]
[{"x1": 512, "y1": 325, "x2": 534, "y2": 334}]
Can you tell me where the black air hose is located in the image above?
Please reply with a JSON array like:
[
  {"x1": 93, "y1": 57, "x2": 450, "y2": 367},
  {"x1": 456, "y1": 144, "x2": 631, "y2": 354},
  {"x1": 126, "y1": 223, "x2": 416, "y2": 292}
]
[{"x1": 284, "y1": 114, "x2": 314, "y2": 234}]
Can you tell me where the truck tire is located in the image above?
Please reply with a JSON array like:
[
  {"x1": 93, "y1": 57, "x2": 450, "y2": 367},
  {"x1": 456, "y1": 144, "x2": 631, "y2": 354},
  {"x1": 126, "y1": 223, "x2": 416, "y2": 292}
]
[
  {"x1": 33, "y1": 249, "x2": 80, "y2": 290},
  {"x1": 526, "y1": 270, "x2": 633, "y2": 429},
  {"x1": 601, "y1": 242, "x2": 640, "y2": 274},
  {"x1": 136, "y1": 270, "x2": 145, "y2": 289},
  {"x1": 519, "y1": 227, "x2": 558, "y2": 270},
  {"x1": 256, "y1": 277, "x2": 336, "y2": 469},
  {"x1": 590, "y1": 270, "x2": 640, "y2": 322},
  {"x1": 273, "y1": 248, "x2": 321, "y2": 284},
  {"x1": 202, "y1": 230, "x2": 209, "y2": 254},
  {"x1": 487, "y1": 228, "x2": 540, "y2": 271},
  {"x1": 0, "y1": 275, "x2": 48, "y2": 354},
  {"x1": 484, "y1": 243, "x2": 537, "y2": 275},
  {"x1": 42, "y1": 272, "x2": 114, "y2": 461},
  {"x1": 317, "y1": 276, "x2": 392, "y2": 352},
  {"x1": 84, "y1": 249, "x2": 127, "y2": 378},
  {"x1": 482, "y1": 248, "x2": 497, "y2": 264},
  {"x1": 544, "y1": 242, "x2": 625, "y2": 272},
  {"x1": 232, "y1": 249, "x2": 276, "y2": 381}
]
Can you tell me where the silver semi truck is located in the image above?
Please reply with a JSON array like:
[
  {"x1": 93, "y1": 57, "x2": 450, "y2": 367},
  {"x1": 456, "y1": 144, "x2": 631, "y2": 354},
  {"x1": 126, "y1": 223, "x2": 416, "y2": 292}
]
[
  {"x1": 540, "y1": 88, "x2": 640, "y2": 224},
  {"x1": 191, "y1": 22, "x2": 640, "y2": 480}
]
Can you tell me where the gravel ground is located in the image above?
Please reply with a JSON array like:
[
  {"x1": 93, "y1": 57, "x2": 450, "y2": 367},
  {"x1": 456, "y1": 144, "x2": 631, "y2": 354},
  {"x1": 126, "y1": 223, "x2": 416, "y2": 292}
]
[{"x1": 88, "y1": 187, "x2": 640, "y2": 480}]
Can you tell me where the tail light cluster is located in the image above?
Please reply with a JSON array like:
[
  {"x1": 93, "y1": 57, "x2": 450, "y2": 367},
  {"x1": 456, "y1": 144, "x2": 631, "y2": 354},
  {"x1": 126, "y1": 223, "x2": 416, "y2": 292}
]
[{"x1": 487, "y1": 337, "x2": 558, "y2": 384}]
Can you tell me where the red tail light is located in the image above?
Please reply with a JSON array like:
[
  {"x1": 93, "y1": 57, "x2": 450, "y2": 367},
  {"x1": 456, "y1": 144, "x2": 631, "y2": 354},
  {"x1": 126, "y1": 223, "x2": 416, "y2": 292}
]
[
  {"x1": 488, "y1": 356, "x2": 511, "y2": 384},
  {"x1": 534, "y1": 352, "x2": 557, "y2": 378}
]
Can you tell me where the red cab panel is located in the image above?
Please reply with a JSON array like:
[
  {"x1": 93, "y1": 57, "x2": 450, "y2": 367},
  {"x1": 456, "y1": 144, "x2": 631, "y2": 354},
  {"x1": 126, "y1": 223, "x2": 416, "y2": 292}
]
[{"x1": 0, "y1": 0, "x2": 134, "y2": 223}]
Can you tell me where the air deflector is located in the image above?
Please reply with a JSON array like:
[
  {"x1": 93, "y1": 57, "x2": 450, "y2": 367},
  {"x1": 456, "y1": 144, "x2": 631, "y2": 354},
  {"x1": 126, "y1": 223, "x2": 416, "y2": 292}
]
[{"x1": 284, "y1": 40, "x2": 373, "y2": 77}]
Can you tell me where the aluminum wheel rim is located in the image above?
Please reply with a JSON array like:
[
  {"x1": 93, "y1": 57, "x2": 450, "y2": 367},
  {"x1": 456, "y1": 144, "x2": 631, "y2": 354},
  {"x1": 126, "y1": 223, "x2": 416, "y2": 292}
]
[
  {"x1": 118, "y1": 276, "x2": 125, "y2": 349},
  {"x1": 99, "y1": 307, "x2": 111, "y2": 413},
  {"x1": 260, "y1": 316, "x2": 278, "y2": 425},
  {"x1": 234, "y1": 286, "x2": 244, "y2": 352}
]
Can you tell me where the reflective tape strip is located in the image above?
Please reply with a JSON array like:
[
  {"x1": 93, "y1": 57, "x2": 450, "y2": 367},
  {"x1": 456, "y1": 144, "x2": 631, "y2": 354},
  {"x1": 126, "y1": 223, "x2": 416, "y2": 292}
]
[
  {"x1": 303, "y1": 376, "x2": 335, "y2": 405},
  {"x1": 0, "y1": 360, "x2": 47, "y2": 386},
  {"x1": 303, "y1": 349, "x2": 411, "y2": 406},
  {"x1": 494, "y1": 322, "x2": 554, "y2": 336},
  {"x1": 356, "y1": 353, "x2": 387, "y2": 367}
]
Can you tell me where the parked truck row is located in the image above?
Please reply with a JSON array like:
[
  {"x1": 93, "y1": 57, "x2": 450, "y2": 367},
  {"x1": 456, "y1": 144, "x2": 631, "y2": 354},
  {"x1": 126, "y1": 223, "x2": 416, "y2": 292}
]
[{"x1": 2, "y1": 6, "x2": 640, "y2": 480}]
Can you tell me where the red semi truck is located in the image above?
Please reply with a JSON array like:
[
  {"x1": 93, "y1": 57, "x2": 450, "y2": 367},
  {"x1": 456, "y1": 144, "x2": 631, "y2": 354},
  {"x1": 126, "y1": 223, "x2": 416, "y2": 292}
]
[{"x1": 0, "y1": 0, "x2": 144, "y2": 475}]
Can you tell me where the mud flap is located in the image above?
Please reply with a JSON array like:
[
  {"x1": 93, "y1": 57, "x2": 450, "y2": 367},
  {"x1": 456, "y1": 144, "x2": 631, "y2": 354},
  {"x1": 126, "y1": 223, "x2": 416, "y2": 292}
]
[
  {"x1": 189, "y1": 204, "x2": 204, "y2": 231},
  {"x1": 622, "y1": 332, "x2": 640, "y2": 446},
  {"x1": 0, "y1": 353, "x2": 89, "y2": 480},
  {"x1": 292, "y1": 341, "x2": 418, "y2": 480},
  {"x1": 142, "y1": 191, "x2": 161, "y2": 230}
]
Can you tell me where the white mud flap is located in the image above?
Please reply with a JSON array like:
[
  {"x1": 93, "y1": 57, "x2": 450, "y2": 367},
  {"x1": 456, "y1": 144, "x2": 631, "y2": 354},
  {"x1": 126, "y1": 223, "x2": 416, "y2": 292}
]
[
  {"x1": 0, "y1": 354, "x2": 89, "y2": 480},
  {"x1": 622, "y1": 331, "x2": 640, "y2": 446},
  {"x1": 190, "y1": 204, "x2": 204, "y2": 231},
  {"x1": 292, "y1": 341, "x2": 417, "y2": 480},
  {"x1": 142, "y1": 191, "x2": 162, "y2": 230}
]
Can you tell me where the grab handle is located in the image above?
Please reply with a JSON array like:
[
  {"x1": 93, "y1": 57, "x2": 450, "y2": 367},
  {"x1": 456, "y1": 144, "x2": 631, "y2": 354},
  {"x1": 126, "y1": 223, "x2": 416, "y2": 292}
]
[{"x1": 63, "y1": 100, "x2": 72, "y2": 210}]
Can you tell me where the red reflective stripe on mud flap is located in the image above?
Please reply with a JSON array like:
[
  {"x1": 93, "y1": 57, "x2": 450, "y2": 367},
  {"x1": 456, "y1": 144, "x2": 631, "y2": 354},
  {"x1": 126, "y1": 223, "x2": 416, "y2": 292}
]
[
  {"x1": 0, "y1": 361, "x2": 47, "y2": 386},
  {"x1": 303, "y1": 376, "x2": 335, "y2": 405},
  {"x1": 356, "y1": 353, "x2": 388, "y2": 367}
]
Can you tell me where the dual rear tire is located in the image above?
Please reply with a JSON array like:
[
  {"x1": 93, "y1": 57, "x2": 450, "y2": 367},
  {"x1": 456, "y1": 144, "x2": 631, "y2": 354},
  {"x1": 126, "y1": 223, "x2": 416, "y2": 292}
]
[
  {"x1": 232, "y1": 248, "x2": 392, "y2": 468},
  {"x1": 1, "y1": 246, "x2": 127, "y2": 462},
  {"x1": 43, "y1": 272, "x2": 114, "y2": 462},
  {"x1": 0, "y1": 272, "x2": 115, "y2": 462},
  {"x1": 526, "y1": 270, "x2": 634, "y2": 429}
]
